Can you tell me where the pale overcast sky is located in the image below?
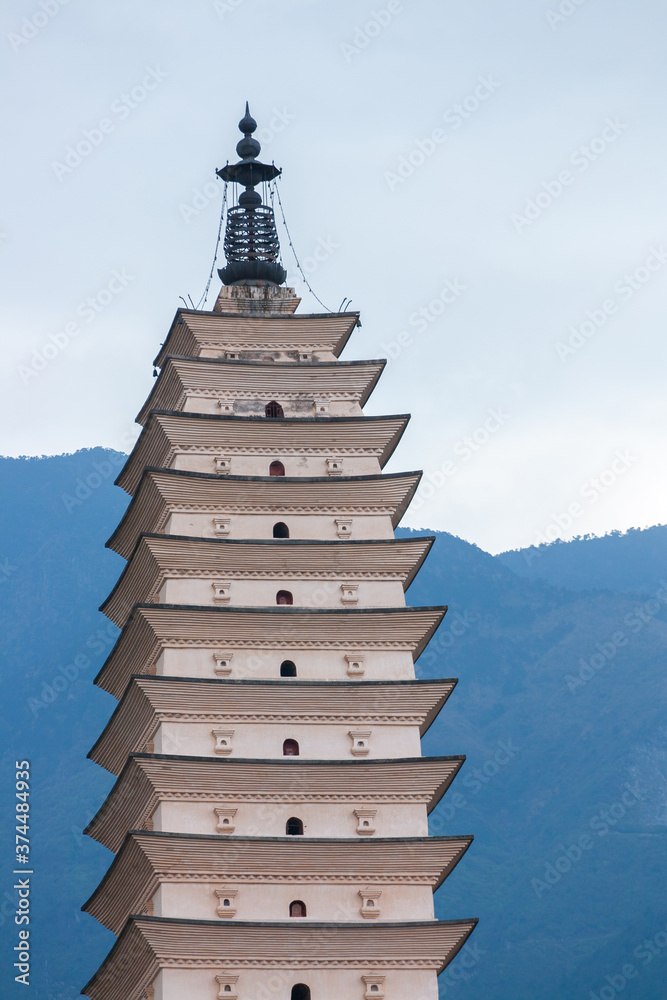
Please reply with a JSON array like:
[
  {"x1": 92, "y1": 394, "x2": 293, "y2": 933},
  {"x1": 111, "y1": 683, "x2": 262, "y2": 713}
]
[{"x1": 2, "y1": 0, "x2": 666, "y2": 553}]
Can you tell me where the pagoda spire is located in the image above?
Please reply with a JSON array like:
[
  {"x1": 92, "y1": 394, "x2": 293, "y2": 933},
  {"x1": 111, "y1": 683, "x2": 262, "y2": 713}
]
[{"x1": 216, "y1": 103, "x2": 287, "y2": 286}]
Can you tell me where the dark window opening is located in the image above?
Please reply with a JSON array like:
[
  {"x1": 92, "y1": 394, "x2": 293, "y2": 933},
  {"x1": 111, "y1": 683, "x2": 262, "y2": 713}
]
[
  {"x1": 291, "y1": 986, "x2": 311, "y2": 1000},
  {"x1": 280, "y1": 659, "x2": 297, "y2": 677},
  {"x1": 265, "y1": 401, "x2": 284, "y2": 419},
  {"x1": 289, "y1": 900, "x2": 306, "y2": 917},
  {"x1": 273, "y1": 522, "x2": 289, "y2": 538},
  {"x1": 283, "y1": 739, "x2": 299, "y2": 756},
  {"x1": 276, "y1": 590, "x2": 293, "y2": 606},
  {"x1": 269, "y1": 461, "x2": 286, "y2": 477},
  {"x1": 286, "y1": 817, "x2": 303, "y2": 835}
]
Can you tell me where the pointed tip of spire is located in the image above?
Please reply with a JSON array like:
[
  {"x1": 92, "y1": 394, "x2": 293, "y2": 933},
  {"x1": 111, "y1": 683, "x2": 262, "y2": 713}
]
[{"x1": 239, "y1": 102, "x2": 257, "y2": 136}]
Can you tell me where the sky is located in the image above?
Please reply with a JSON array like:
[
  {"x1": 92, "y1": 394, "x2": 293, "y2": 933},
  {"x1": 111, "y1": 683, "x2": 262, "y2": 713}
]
[{"x1": 2, "y1": 0, "x2": 666, "y2": 554}]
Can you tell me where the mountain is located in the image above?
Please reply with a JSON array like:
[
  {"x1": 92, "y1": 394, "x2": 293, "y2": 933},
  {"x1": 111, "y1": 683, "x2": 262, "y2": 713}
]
[
  {"x1": 496, "y1": 525, "x2": 667, "y2": 595},
  {"x1": 1, "y1": 452, "x2": 666, "y2": 1000}
]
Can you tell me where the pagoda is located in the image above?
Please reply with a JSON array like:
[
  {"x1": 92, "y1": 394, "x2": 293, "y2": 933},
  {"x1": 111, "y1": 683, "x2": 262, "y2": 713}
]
[{"x1": 81, "y1": 105, "x2": 477, "y2": 1000}]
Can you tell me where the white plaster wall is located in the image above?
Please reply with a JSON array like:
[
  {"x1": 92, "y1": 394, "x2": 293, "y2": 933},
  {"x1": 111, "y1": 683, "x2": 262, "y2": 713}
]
[
  {"x1": 165, "y1": 513, "x2": 396, "y2": 541},
  {"x1": 153, "y1": 881, "x2": 434, "y2": 922},
  {"x1": 171, "y1": 454, "x2": 381, "y2": 477},
  {"x1": 154, "y1": 801, "x2": 430, "y2": 838},
  {"x1": 157, "y1": 648, "x2": 416, "y2": 682},
  {"x1": 182, "y1": 396, "x2": 363, "y2": 418},
  {"x1": 154, "y1": 721, "x2": 422, "y2": 760},
  {"x1": 156, "y1": 966, "x2": 439, "y2": 1000},
  {"x1": 159, "y1": 578, "x2": 406, "y2": 610},
  {"x1": 198, "y1": 349, "x2": 339, "y2": 363}
]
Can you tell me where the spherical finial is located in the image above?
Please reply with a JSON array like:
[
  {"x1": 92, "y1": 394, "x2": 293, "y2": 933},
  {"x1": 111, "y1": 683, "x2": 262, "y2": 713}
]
[
  {"x1": 236, "y1": 135, "x2": 261, "y2": 160},
  {"x1": 239, "y1": 189, "x2": 262, "y2": 208},
  {"x1": 238, "y1": 101, "x2": 257, "y2": 136}
]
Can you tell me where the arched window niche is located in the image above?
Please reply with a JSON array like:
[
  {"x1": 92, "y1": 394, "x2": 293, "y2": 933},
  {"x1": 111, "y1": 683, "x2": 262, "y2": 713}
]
[
  {"x1": 286, "y1": 817, "x2": 304, "y2": 835},
  {"x1": 265, "y1": 401, "x2": 284, "y2": 419},
  {"x1": 283, "y1": 739, "x2": 300, "y2": 756},
  {"x1": 276, "y1": 590, "x2": 293, "y2": 606},
  {"x1": 291, "y1": 986, "x2": 311, "y2": 1000},
  {"x1": 280, "y1": 660, "x2": 297, "y2": 677},
  {"x1": 273, "y1": 521, "x2": 289, "y2": 538}
]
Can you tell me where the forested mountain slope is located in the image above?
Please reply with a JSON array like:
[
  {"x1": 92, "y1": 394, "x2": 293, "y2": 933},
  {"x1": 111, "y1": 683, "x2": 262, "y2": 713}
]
[{"x1": 1, "y1": 452, "x2": 665, "y2": 1000}]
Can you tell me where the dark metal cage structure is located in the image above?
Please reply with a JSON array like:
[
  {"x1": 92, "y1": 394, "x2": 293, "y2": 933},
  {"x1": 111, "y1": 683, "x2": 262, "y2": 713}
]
[
  {"x1": 217, "y1": 104, "x2": 287, "y2": 285},
  {"x1": 224, "y1": 205, "x2": 282, "y2": 263}
]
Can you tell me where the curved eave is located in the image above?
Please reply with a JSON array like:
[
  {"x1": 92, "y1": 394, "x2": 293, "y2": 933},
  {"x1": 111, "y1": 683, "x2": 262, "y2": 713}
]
[
  {"x1": 84, "y1": 754, "x2": 465, "y2": 853},
  {"x1": 87, "y1": 674, "x2": 456, "y2": 774},
  {"x1": 115, "y1": 411, "x2": 411, "y2": 496},
  {"x1": 153, "y1": 308, "x2": 361, "y2": 368},
  {"x1": 106, "y1": 469, "x2": 423, "y2": 559},
  {"x1": 99, "y1": 534, "x2": 434, "y2": 629},
  {"x1": 94, "y1": 603, "x2": 449, "y2": 699},
  {"x1": 136, "y1": 356, "x2": 387, "y2": 425},
  {"x1": 82, "y1": 916, "x2": 478, "y2": 1000},
  {"x1": 82, "y1": 832, "x2": 473, "y2": 935}
]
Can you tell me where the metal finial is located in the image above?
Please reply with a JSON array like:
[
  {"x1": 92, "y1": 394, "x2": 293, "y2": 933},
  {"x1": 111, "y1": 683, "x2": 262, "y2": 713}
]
[
  {"x1": 216, "y1": 105, "x2": 286, "y2": 286},
  {"x1": 239, "y1": 101, "x2": 257, "y2": 136}
]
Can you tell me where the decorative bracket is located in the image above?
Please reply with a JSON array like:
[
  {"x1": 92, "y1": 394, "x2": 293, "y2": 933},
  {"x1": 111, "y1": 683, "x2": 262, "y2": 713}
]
[
  {"x1": 214, "y1": 807, "x2": 238, "y2": 833},
  {"x1": 212, "y1": 729, "x2": 235, "y2": 755},
  {"x1": 345, "y1": 653, "x2": 365, "y2": 677},
  {"x1": 341, "y1": 583, "x2": 359, "y2": 605},
  {"x1": 354, "y1": 807, "x2": 377, "y2": 836},
  {"x1": 215, "y1": 974, "x2": 239, "y2": 1000},
  {"x1": 213, "y1": 651, "x2": 234, "y2": 676},
  {"x1": 215, "y1": 888, "x2": 238, "y2": 918},
  {"x1": 349, "y1": 729, "x2": 371, "y2": 757},
  {"x1": 359, "y1": 887, "x2": 382, "y2": 919},
  {"x1": 212, "y1": 581, "x2": 232, "y2": 604}
]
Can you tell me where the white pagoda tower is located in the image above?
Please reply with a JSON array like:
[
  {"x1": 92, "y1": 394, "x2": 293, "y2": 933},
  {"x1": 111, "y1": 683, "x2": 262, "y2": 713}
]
[{"x1": 82, "y1": 105, "x2": 477, "y2": 1000}]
